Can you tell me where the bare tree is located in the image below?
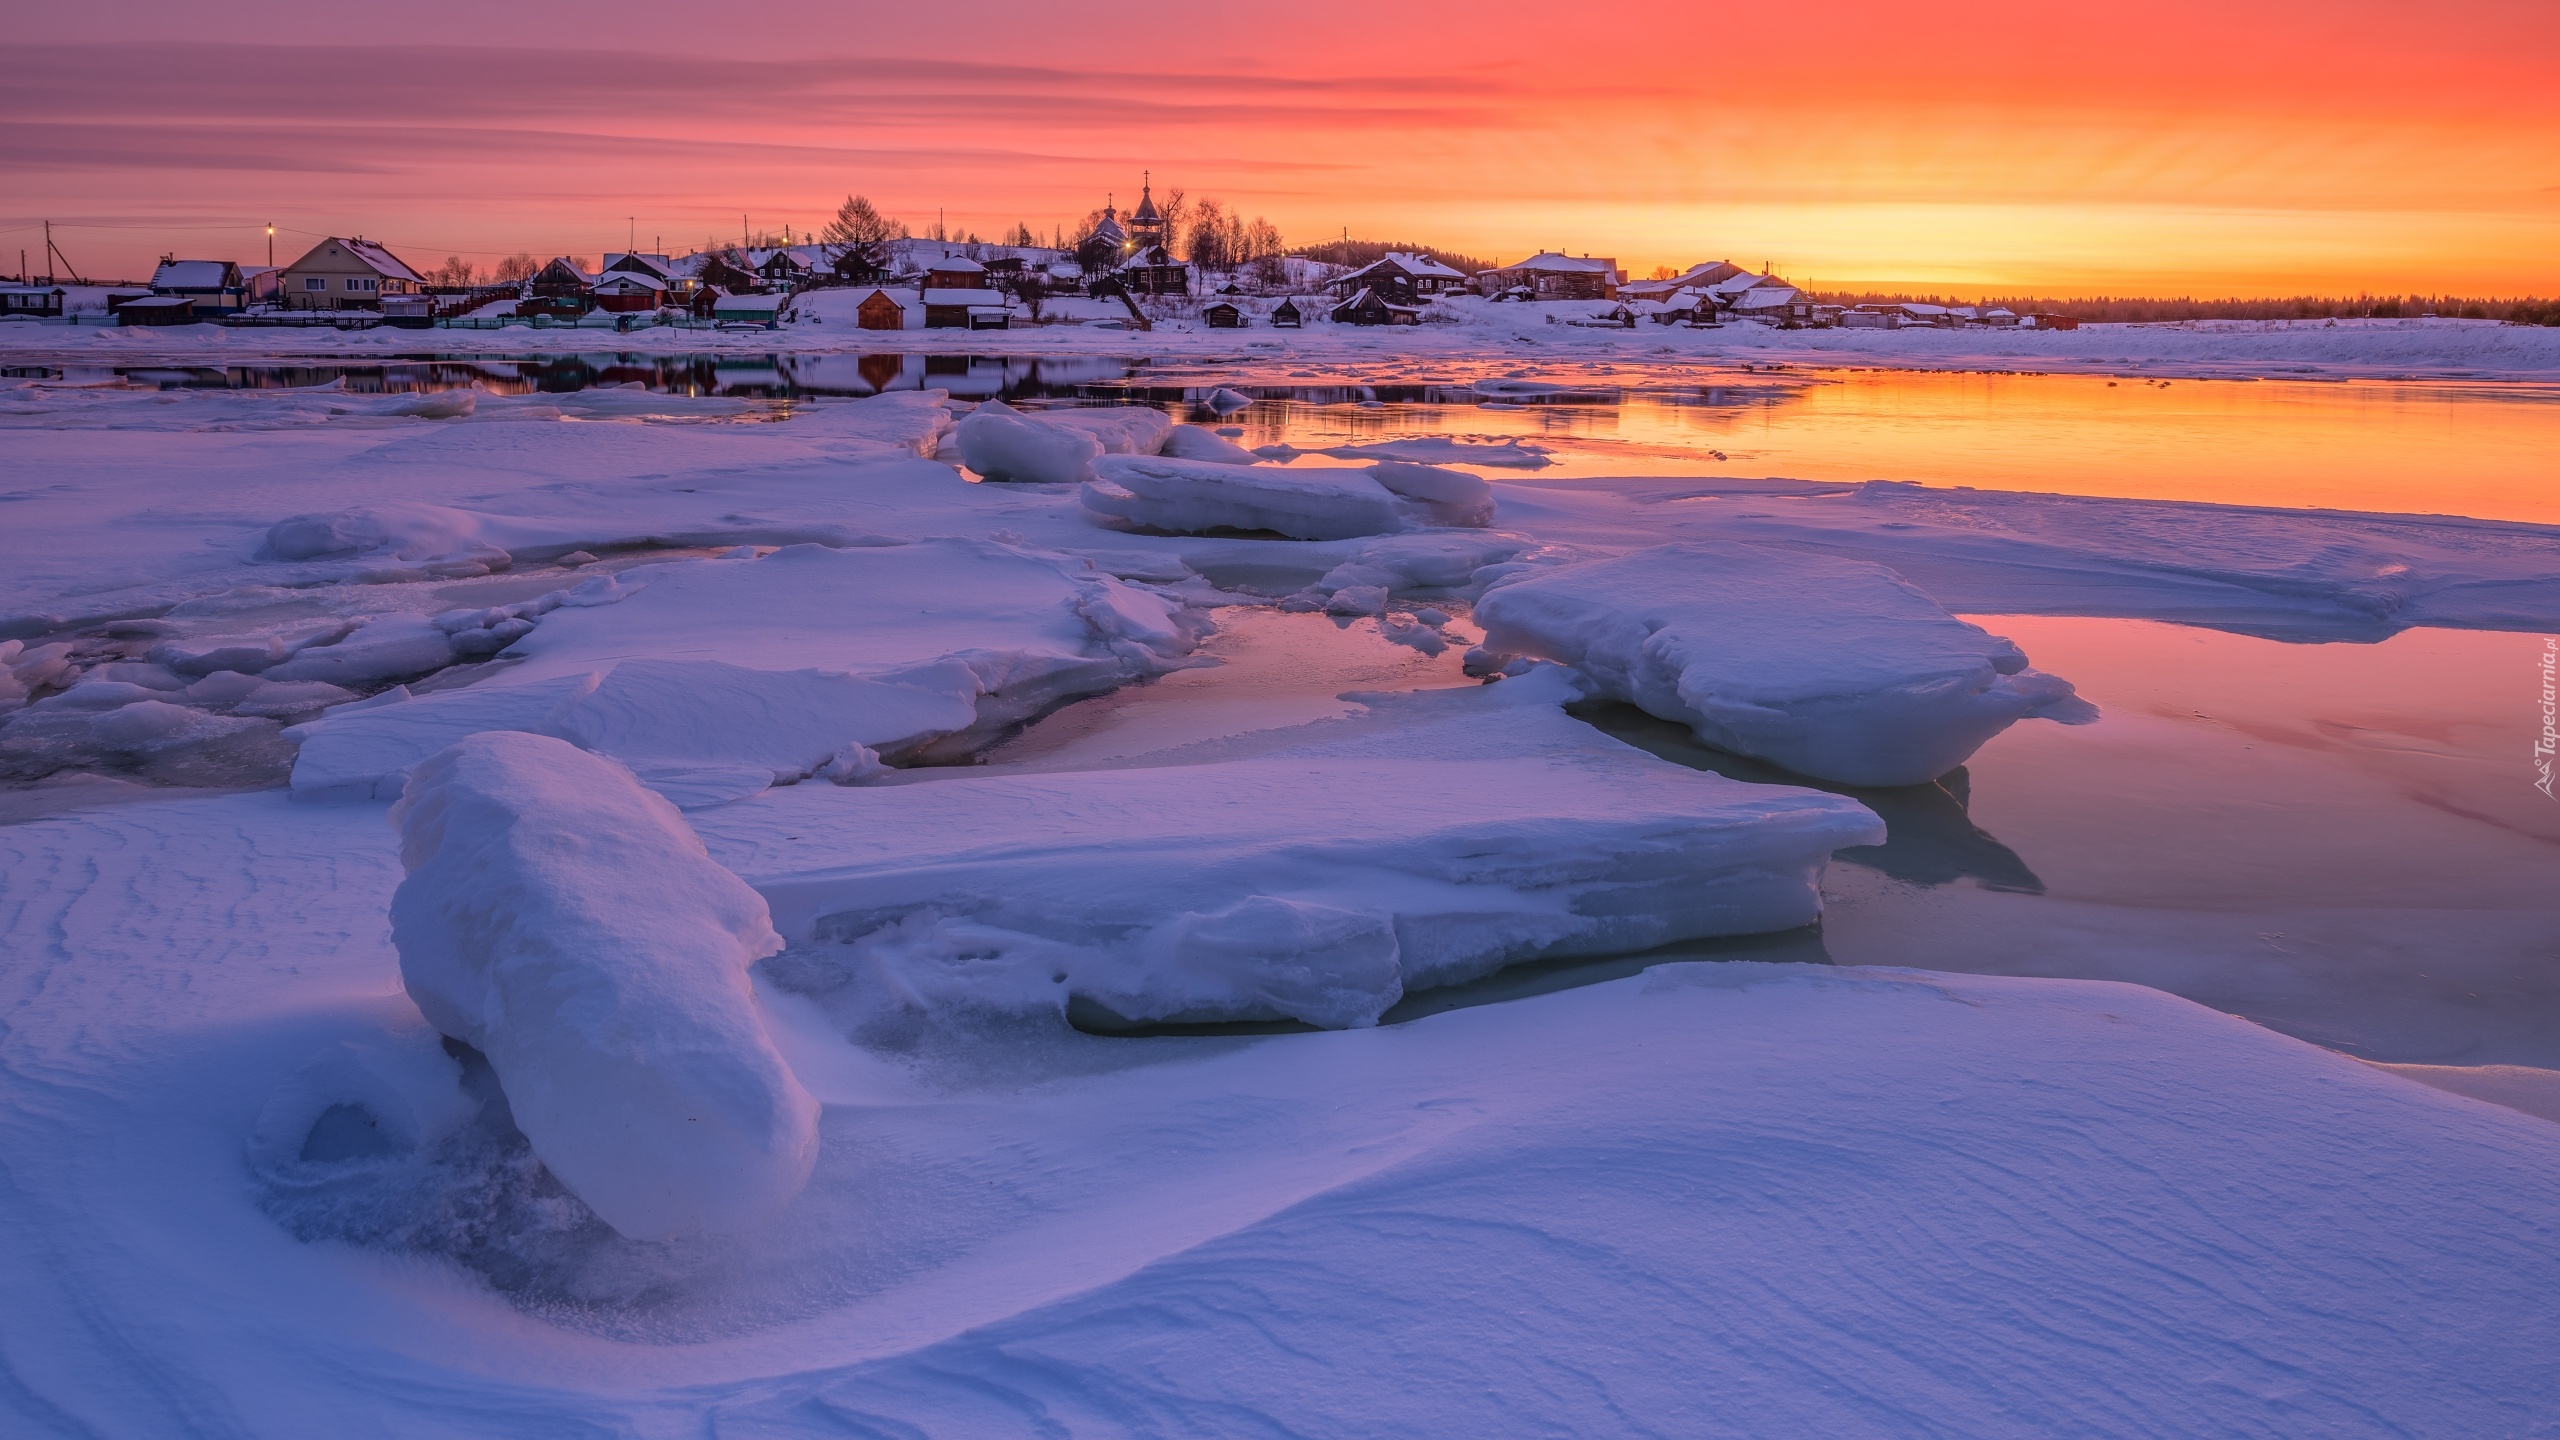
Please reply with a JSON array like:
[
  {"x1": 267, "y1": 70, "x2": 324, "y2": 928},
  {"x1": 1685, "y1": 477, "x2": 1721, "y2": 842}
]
[
  {"x1": 431, "y1": 256, "x2": 477, "y2": 286},
  {"x1": 821, "y1": 195, "x2": 900, "y2": 275},
  {"x1": 493, "y1": 253, "x2": 540, "y2": 284},
  {"x1": 999, "y1": 270, "x2": 1051, "y2": 323},
  {"x1": 1186, "y1": 198, "x2": 1236, "y2": 271}
]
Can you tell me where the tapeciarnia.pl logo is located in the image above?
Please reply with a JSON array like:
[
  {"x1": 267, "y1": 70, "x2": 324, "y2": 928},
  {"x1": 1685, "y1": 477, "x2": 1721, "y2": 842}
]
[{"x1": 2537, "y1": 637, "x2": 2557, "y2": 800}]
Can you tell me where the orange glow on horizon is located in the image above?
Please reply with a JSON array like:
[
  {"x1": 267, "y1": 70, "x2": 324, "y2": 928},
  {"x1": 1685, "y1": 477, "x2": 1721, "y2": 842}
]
[{"x1": 3, "y1": 0, "x2": 2554, "y2": 293}]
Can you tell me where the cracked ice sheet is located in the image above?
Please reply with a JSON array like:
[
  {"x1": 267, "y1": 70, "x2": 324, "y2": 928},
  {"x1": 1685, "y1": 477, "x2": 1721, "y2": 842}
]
[
  {"x1": 287, "y1": 539, "x2": 1197, "y2": 803},
  {"x1": 2, "y1": 786, "x2": 2556, "y2": 1437},
  {"x1": 1487, "y1": 475, "x2": 2560, "y2": 641},
  {"x1": 0, "y1": 390, "x2": 959, "y2": 626},
  {"x1": 693, "y1": 671, "x2": 1884, "y2": 1027}
]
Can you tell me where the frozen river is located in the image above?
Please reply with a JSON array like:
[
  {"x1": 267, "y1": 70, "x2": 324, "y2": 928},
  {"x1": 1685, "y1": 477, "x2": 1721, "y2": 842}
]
[{"x1": 15, "y1": 349, "x2": 2558, "y2": 521}]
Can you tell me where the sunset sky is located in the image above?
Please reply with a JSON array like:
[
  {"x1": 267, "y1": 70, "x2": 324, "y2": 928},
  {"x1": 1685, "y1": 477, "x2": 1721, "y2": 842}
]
[{"x1": 6, "y1": 0, "x2": 2556, "y2": 294}]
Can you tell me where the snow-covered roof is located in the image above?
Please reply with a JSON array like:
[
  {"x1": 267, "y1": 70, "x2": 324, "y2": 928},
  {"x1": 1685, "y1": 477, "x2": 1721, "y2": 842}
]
[
  {"x1": 150, "y1": 260, "x2": 238, "y2": 291},
  {"x1": 923, "y1": 256, "x2": 987, "y2": 274},
  {"x1": 340, "y1": 239, "x2": 423, "y2": 283},
  {"x1": 1730, "y1": 286, "x2": 1801, "y2": 310},
  {"x1": 1706, "y1": 271, "x2": 1773, "y2": 298},
  {"x1": 593, "y1": 272, "x2": 668, "y2": 292},
  {"x1": 711, "y1": 293, "x2": 780, "y2": 311},
  {"x1": 1498, "y1": 252, "x2": 1615, "y2": 274},
  {"x1": 602, "y1": 252, "x2": 672, "y2": 279},
  {"x1": 921, "y1": 288, "x2": 1009, "y2": 306},
  {"x1": 1386, "y1": 251, "x2": 1467, "y2": 280}
]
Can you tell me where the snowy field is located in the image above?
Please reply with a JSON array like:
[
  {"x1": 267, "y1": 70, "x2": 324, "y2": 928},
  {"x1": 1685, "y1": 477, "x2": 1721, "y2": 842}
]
[{"x1": 3, "y1": 334, "x2": 2558, "y2": 1436}]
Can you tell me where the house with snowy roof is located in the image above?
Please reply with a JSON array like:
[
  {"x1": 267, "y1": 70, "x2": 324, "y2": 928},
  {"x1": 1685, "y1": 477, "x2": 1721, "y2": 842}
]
[
  {"x1": 591, "y1": 271, "x2": 670, "y2": 313},
  {"x1": 1620, "y1": 261, "x2": 1747, "y2": 303},
  {"x1": 1328, "y1": 253, "x2": 1470, "y2": 305},
  {"x1": 518, "y1": 258, "x2": 597, "y2": 319},
  {"x1": 277, "y1": 237, "x2": 424, "y2": 311},
  {"x1": 1727, "y1": 284, "x2": 1816, "y2": 327},
  {"x1": 1474, "y1": 252, "x2": 1621, "y2": 301},
  {"x1": 149, "y1": 259, "x2": 248, "y2": 316},
  {"x1": 1330, "y1": 286, "x2": 1423, "y2": 326},
  {"x1": 1, "y1": 285, "x2": 67, "y2": 319},
  {"x1": 747, "y1": 248, "x2": 816, "y2": 288}
]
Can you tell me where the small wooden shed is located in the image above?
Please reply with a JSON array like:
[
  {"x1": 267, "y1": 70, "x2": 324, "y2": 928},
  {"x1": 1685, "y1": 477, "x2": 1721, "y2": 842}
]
[
  {"x1": 1270, "y1": 297, "x2": 1303, "y2": 328},
  {"x1": 1202, "y1": 301, "x2": 1245, "y2": 328},
  {"x1": 856, "y1": 289, "x2": 908, "y2": 330}
]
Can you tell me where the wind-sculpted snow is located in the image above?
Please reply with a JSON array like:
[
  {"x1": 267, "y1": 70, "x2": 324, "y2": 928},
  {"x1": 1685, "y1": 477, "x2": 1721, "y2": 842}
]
[
  {"x1": 4, "y1": 787, "x2": 2556, "y2": 1438},
  {"x1": 288, "y1": 539, "x2": 1202, "y2": 803},
  {"x1": 698, "y1": 672, "x2": 1884, "y2": 1028},
  {"x1": 1082, "y1": 455, "x2": 1496, "y2": 539},
  {"x1": 1475, "y1": 542, "x2": 2081, "y2": 784},
  {"x1": 389, "y1": 732, "x2": 818, "y2": 1240}
]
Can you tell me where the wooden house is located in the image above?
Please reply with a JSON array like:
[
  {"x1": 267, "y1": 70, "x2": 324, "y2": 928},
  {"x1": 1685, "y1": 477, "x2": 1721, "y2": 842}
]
[
  {"x1": 922, "y1": 286, "x2": 1011, "y2": 329},
  {"x1": 1329, "y1": 286, "x2": 1422, "y2": 326},
  {"x1": 750, "y1": 248, "x2": 812, "y2": 289},
  {"x1": 922, "y1": 257, "x2": 989, "y2": 291},
  {"x1": 519, "y1": 258, "x2": 596, "y2": 318},
  {"x1": 1202, "y1": 300, "x2": 1245, "y2": 328},
  {"x1": 1271, "y1": 297, "x2": 1304, "y2": 328},
  {"x1": 693, "y1": 254, "x2": 760, "y2": 294},
  {"x1": 1472, "y1": 252, "x2": 1619, "y2": 301},
  {"x1": 856, "y1": 289, "x2": 908, "y2": 330},
  {"x1": 149, "y1": 259, "x2": 247, "y2": 316},
  {"x1": 591, "y1": 271, "x2": 669, "y2": 313},
  {"x1": 116, "y1": 295, "x2": 198, "y2": 325},
  {"x1": 1330, "y1": 253, "x2": 1468, "y2": 305},
  {"x1": 278, "y1": 237, "x2": 425, "y2": 311},
  {"x1": 0, "y1": 285, "x2": 67, "y2": 319},
  {"x1": 1118, "y1": 241, "x2": 1189, "y2": 297}
]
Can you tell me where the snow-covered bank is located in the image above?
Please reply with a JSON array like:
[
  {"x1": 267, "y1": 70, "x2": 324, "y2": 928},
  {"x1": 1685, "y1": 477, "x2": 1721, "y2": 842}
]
[{"x1": 1, "y1": 784, "x2": 2552, "y2": 1437}]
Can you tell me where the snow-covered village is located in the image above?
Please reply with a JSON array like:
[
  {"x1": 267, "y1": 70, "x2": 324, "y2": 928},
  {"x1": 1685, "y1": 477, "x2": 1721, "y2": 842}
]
[
  {"x1": 9, "y1": 181, "x2": 2065, "y2": 337},
  {"x1": 4, "y1": 5, "x2": 2559, "y2": 1438}
]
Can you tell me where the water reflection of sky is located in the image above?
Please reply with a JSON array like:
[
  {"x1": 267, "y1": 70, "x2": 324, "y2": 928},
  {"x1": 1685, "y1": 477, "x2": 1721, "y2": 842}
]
[{"x1": 40, "y1": 352, "x2": 2560, "y2": 521}]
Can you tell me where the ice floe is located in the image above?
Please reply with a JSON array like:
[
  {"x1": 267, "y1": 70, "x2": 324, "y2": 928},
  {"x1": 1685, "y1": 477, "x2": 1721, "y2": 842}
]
[
  {"x1": 700, "y1": 671, "x2": 1883, "y2": 1029},
  {"x1": 1082, "y1": 456, "x2": 1496, "y2": 539},
  {"x1": 289, "y1": 539, "x2": 1201, "y2": 802},
  {"x1": 1475, "y1": 541, "x2": 2080, "y2": 784}
]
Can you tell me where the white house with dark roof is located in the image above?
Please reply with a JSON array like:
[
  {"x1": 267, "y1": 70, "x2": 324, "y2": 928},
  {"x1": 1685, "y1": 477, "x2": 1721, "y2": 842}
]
[{"x1": 277, "y1": 237, "x2": 424, "y2": 311}]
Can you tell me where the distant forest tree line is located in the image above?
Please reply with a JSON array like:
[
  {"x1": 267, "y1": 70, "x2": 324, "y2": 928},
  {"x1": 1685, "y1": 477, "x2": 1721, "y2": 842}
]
[
  {"x1": 1807, "y1": 290, "x2": 2560, "y2": 326},
  {"x1": 1288, "y1": 239, "x2": 1494, "y2": 276}
]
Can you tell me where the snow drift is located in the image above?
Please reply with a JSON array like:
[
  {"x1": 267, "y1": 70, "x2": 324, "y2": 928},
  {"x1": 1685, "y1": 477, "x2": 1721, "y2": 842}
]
[
  {"x1": 388, "y1": 731, "x2": 818, "y2": 1240},
  {"x1": 1474, "y1": 541, "x2": 2078, "y2": 785}
]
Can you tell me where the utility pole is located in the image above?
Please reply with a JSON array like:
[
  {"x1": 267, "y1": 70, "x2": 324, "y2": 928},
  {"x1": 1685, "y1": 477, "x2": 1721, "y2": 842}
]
[
  {"x1": 629, "y1": 217, "x2": 635, "y2": 254},
  {"x1": 44, "y1": 221, "x2": 86, "y2": 286},
  {"x1": 266, "y1": 223, "x2": 274, "y2": 269}
]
